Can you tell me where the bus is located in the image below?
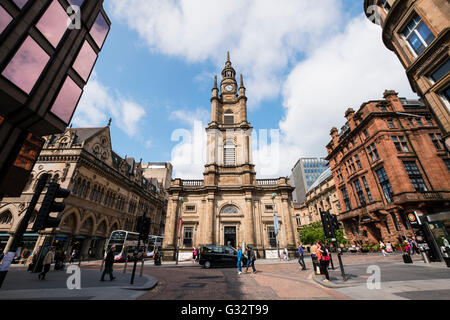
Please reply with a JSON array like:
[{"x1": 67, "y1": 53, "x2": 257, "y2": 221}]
[
  {"x1": 105, "y1": 230, "x2": 141, "y2": 262},
  {"x1": 146, "y1": 235, "x2": 164, "y2": 257}
]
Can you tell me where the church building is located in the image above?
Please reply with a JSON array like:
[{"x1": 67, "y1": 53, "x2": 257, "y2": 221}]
[{"x1": 163, "y1": 54, "x2": 298, "y2": 260}]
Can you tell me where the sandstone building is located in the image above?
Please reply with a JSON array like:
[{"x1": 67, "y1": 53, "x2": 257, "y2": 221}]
[
  {"x1": 162, "y1": 54, "x2": 297, "y2": 260},
  {"x1": 364, "y1": 0, "x2": 450, "y2": 150},
  {"x1": 326, "y1": 90, "x2": 450, "y2": 260},
  {"x1": 0, "y1": 123, "x2": 166, "y2": 262}
]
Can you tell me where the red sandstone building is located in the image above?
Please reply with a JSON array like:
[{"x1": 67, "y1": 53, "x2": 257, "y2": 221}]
[{"x1": 326, "y1": 90, "x2": 450, "y2": 260}]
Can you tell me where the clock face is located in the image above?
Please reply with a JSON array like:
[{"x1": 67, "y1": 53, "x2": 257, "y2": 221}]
[{"x1": 225, "y1": 85, "x2": 233, "y2": 92}]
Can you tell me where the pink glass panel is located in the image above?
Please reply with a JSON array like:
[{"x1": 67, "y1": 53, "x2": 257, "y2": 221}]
[
  {"x1": 0, "y1": 6, "x2": 13, "y2": 34},
  {"x1": 1, "y1": 36, "x2": 50, "y2": 94},
  {"x1": 13, "y1": 0, "x2": 28, "y2": 9},
  {"x1": 50, "y1": 76, "x2": 82, "y2": 124},
  {"x1": 90, "y1": 12, "x2": 109, "y2": 49},
  {"x1": 73, "y1": 41, "x2": 97, "y2": 82},
  {"x1": 36, "y1": 0, "x2": 68, "y2": 48}
]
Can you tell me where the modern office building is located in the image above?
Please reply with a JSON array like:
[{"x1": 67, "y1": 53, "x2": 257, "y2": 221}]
[
  {"x1": 290, "y1": 158, "x2": 329, "y2": 204},
  {"x1": 326, "y1": 90, "x2": 450, "y2": 261},
  {"x1": 364, "y1": 0, "x2": 450, "y2": 150},
  {"x1": 0, "y1": 0, "x2": 111, "y2": 197}
]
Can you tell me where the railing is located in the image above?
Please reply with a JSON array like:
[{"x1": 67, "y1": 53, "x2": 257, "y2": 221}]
[
  {"x1": 182, "y1": 180, "x2": 203, "y2": 187},
  {"x1": 257, "y1": 179, "x2": 278, "y2": 186},
  {"x1": 421, "y1": 191, "x2": 443, "y2": 200}
]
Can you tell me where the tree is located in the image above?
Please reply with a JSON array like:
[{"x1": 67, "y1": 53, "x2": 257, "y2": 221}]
[{"x1": 299, "y1": 222, "x2": 348, "y2": 245}]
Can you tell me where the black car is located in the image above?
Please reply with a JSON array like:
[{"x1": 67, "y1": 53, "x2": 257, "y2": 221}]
[{"x1": 199, "y1": 245, "x2": 248, "y2": 269}]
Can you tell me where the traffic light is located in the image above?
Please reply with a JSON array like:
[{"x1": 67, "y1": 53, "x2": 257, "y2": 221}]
[
  {"x1": 32, "y1": 182, "x2": 70, "y2": 232},
  {"x1": 137, "y1": 216, "x2": 151, "y2": 240},
  {"x1": 320, "y1": 210, "x2": 335, "y2": 239}
]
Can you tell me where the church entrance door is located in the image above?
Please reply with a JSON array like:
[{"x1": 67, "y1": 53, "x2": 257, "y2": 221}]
[{"x1": 224, "y1": 227, "x2": 236, "y2": 248}]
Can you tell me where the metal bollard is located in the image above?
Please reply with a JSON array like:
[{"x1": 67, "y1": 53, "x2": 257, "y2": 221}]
[{"x1": 421, "y1": 251, "x2": 430, "y2": 264}]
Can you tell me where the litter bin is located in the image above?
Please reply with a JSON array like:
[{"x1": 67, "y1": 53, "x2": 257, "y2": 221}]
[
  {"x1": 402, "y1": 252, "x2": 413, "y2": 264},
  {"x1": 312, "y1": 256, "x2": 321, "y2": 274}
]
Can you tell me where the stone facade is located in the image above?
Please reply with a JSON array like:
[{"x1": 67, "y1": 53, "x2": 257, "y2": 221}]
[
  {"x1": 294, "y1": 168, "x2": 341, "y2": 228},
  {"x1": 0, "y1": 124, "x2": 166, "y2": 262},
  {"x1": 364, "y1": 0, "x2": 450, "y2": 149},
  {"x1": 162, "y1": 55, "x2": 297, "y2": 260},
  {"x1": 326, "y1": 91, "x2": 450, "y2": 250}
]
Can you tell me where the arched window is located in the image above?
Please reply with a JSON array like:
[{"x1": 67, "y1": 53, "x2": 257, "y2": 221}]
[
  {"x1": 83, "y1": 182, "x2": 90, "y2": 198},
  {"x1": 224, "y1": 110, "x2": 234, "y2": 124},
  {"x1": 73, "y1": 177, "x2": 81, "y2": 195},
  {"x1": 0, "y1": 211, "x2": 13, "y2": 225},
  {"x1": 224, "y1": 139, "x2": 236, "y2": 166},
  {"x1": 220, "y1": 205, "x2": 239, "y2": 214}
]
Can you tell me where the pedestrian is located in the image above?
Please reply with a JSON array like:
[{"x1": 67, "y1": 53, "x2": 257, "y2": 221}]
[
  {"x1": 283, "y1": 248, "x2": 289, "y2": 261},
  {"x1": 192, "y1": 247, "x2": 197, "y2": 263},
  {"x1": 297, "y1": 242, "x2": 306, "y2": 270},
  {"x1": 154, "y1": 247, "x2": 162, "y2": 265},
  {"x1": 69, "y1": 249, "x2": 76, "y2": 263},
  {"x1": 245, "y1": 245, "x2": 257, "y2": 274},
  {"x1": 39, "y1": 247, "x2": 55, "y2": 280},
  {"x1": 317, "y1": 242, "x2": 330, "y2": 282},
  {"x1": 196, "y1": 247, "x2": 201, "y2": 263},
  {"x1": 310, "y1": 242, "x2": 319, "y2": 273},
  {"x1": 101, "y1": 245, "x2": 116, "y2": 281},
  {"x1": 236, "y1": 245, "x2": 243, "y2": 275},
  {"x1": 380, "y1": 241, "x2": 388, "y2": 256}
]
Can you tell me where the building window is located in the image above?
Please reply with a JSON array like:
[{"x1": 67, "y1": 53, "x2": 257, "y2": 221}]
[
  {"x1": 355, "y1": 155, "x2": 362, "y2": 170},
  {"x1": 429, "y1": 59, "x2": 450, "y2": 84},
  {"x1": 429, "y1": 133, "x2": 443, "y2": 150},
  {"x1": 439, "y1": 86, "x2": 450, "y2": 107},
  {"x1": 49, "y1": 76, "x2": 83, "y2": 124},
  {"x1": 0, "y1": 5, "x2": 13, "y2": 34},
  {"x1": 376, "y1": 167, "x2": 394, "y2": 203},
  {"x1": 36, "y1": 0, "x2": 68, "y2": 48},
  {"x1": 425, "y1": 117, "x2": 434, "y2": 126},
  {"x1": 361, "y1": 176, "x2": 373, "y2": 203},
  {"x1": 183, "y1": 227, "x2": 193, "y2": 247},
  {"x1": 379, "y1": 0, "x2": 390, "y2": 13},
  {"x1": 403, "y1": 161, "x2": 428, "y2": 192},
  {"x1": 1, "y1": 36, "x2": 50, "y2": 94},
  {"x1": 443, "y1": 159, "x2": 450, "y2": 172},
  {"x1": 408, "y1": 118, "x2": 415, "y2": 127},
  {"x1": 400, "y1": 213, "x2": 412, "y2": 230},
  {"x1": 224, "y1": 111, "x2": 234, "y2": 124},
  {"x1": 392, "y1": 136, "x2": 410, "y2": 152},
  {"x1": 353, "y1": 179, "x2": 366, "y2": 207},
  {"x1": 90, "y1": 11, "x2": 110, "y2": 49},
  {"x1": 380, "y1": 105, "x2": 388, "y2": 112},
  {"x1": 296, "y1": 215, "x2": 301, "y2": 227},
  {"x1": 73, "y1": 41, "x2": 98, "y2": 82},
  {"x1": 221, "y1": 205, "x2": 238, "y2": 214},
  {"x1": 367, "y1": 143, "x2": 379, "y2": 162},
  {"x1": 401, "y1": 13, "x2": 435, "y2": 56},
  {"x1": 341, "y1": 188, "x2": 351, "y2": 211},
  {"x1": 387, "y1": 119, "x2": 396, "y2": 128},
  {"x1": 363, "y1": 129, "x2": 369, "y2": 139},
  {"x1": 224, "y1": 139, "x2": 236, "y2": 166},
  {"x1": 13, "y1": 0, "x2": 28, "y2": 9},
  {"x1": 336, "y1": 169, "x2": 343, "y2": 184},
  {"x1": 416, "y1": 118, "x2": 424, "y2": 127},
  {"x1": 384, "y1": 220, "x2": 391, "y2": 234},
  {"x1": 265, "y1": 205, "x2": 274, "y2": 211},
  {"x1": 0, "y1": 211, "x2": 13, "y2": 225},
  {"x1": 185, "y1": 205, "x2": 196, "y2": 212},
  {"x1": 267, "y1": 226, "x2": 277, "y2": 247},
  {"x1": 390, "y1": 213, "x2": 401, "y2": 231}
]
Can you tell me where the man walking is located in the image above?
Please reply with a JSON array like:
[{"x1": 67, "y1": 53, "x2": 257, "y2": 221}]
[
  {"x1": 297, "y1": 242, "x2": 306, "y2": 270},
  {"x1": 245, "y1": 245, "x2": 257, "y2": 274},
  {"x1": 237, "y1": 245, "x2": 243, "y2": 275},
  {"x1": 101, "y1": 245, "x2": 116, "y2": 281},
  {"x1": 39, "y1": 247, "x2": 55, "y2": 280}
]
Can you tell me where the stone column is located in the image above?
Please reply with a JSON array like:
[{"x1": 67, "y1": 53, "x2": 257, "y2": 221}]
[
  {"x1": 206, "y1": 194, "x2": 215, "y2": 244},
  {"x1": 245, "y1": 193, "x2": 255, "y2": 245},
  {"x1": 80, "y1": 236, "x2": 92, "y2": 260},
  {"x1": 253, "y1": 200, "x2": 263, "y2": 249},
  {"x1": 163, "y1": 198, "x2": 178, "y2": 249},
  {"x1": 281, "y1": 197, "x2": 295, "y2": 247}
]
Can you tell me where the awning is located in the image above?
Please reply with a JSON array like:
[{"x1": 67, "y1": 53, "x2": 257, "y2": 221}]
[{"x1": 427, "y1": 211, "x2": 450, "y2": 223}]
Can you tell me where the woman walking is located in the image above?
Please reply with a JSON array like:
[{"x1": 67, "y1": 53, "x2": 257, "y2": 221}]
[
  {"x1": 317, "y1": 242, "x2": 331, "y2": 282},
  {"x1": 236, "y1": 245, "x2": 243, "y2": 275}
]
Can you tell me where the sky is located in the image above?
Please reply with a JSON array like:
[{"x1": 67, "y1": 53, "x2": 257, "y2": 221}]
[{"x1": 71, "y1": 0, "x2": 417, "y2": 179}]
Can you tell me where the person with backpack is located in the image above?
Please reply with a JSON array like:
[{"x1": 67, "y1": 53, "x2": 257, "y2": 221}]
[
  {"x1": 297, "y1": 242, "x2": 306, "y2": 270},
  {"x1": 245, "y1": 245, "x2": 257, "y2": 274},
  {"x1": 317, "y1": 242, "x2": 330, "y2": 282}
]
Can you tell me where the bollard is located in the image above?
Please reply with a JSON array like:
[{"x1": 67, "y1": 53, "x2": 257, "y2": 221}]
[{"x1": 421, "y1": 251, "x2": 430, "y2": 264}]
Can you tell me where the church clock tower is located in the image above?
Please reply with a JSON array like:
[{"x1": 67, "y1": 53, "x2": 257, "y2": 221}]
[{"x1": 204, "y1": 52, "x2": 256, "y2": 186}]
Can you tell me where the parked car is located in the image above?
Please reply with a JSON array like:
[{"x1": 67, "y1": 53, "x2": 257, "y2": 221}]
[{"x1": 199, "y1": 245, "x2": 248, "y2": 269}]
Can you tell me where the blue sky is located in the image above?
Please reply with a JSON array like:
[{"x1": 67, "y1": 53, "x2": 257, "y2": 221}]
[{"x1": 72, "y1": 0, "x2": 417, "y2": 179}]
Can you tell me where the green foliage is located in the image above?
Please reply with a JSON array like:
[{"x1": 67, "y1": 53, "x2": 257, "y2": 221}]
[{"x1": 299, "y1": 222, "x2": 348, "y2": 245}]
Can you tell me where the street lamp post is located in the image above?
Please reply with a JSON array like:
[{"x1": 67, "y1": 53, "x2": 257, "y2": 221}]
[
  {"x1": 175, "y1": 196, "x2": 184, "y2": 265},
  {"x1": 271, "y1": 193, "x2": 280, "y2": 259}
]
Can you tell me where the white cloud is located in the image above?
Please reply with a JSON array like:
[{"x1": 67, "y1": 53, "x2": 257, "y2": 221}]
[
  {"x1": 72, "y1": 73, "x2": 147, "y2": 137},
  {"x1": 109, "y1": 0, "x2": 342, "y2": 106}
]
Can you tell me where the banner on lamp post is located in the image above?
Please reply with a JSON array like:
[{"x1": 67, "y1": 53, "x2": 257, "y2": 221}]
[
  {"x1": 177, "y1": 218, "x2": 183, "y2": 239},
  {"x1": 273, "y1": 214, "x2": 279, "y2": 236}
]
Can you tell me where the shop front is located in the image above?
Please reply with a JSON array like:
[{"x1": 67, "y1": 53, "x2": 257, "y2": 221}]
[{"x1": 426, "y1": 211, "x2": 450, "y2": 262}]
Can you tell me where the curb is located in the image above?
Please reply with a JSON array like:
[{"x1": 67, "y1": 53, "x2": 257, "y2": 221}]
[
  {"x1": 121, "y1": 274, "x2": 158, "y2": 291},
  {"x1": 312, "y1": 274, "x2": 356, "y2": 289}
]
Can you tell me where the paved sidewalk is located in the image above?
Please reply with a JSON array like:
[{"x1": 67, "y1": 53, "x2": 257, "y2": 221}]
[{"x1": 0, "y1": 267, "x2": 157, "y2": 300}]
